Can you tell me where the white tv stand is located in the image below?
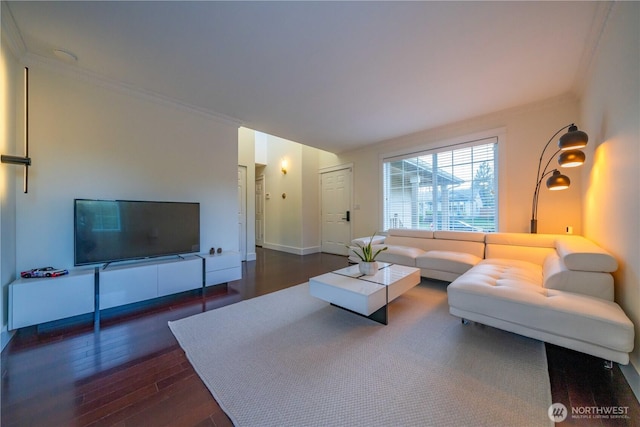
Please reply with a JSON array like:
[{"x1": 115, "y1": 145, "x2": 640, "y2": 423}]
[{"x1": 8, "y1": 251, "x2": 242, "y2": 330}]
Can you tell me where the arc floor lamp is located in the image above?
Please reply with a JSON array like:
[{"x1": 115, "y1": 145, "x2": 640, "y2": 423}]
[
  {"x1": 1, "y1": 67, "x2": 31, "y2": 193},
  {"x1": 530, "y1": 124, "x2": 588, "y2": 233}
]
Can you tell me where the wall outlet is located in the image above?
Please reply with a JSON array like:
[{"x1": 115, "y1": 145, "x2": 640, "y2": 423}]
[{"x1": 565, "y1": 226, "x2": 573, "y2": 234}]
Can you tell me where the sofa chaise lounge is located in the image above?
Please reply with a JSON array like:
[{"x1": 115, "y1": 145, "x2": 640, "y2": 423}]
[{"x1": 349, "y1": 229, "x2": 635, "y2": 365}]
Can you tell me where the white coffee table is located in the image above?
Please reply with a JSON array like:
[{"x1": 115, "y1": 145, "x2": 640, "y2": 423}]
[{"x1": 309, "y1": 263, "x2": 421, "y2": 324}]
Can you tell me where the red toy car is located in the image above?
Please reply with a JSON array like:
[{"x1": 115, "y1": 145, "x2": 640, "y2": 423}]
[{"x1": 21, "y1": 267, "x2": 69, "y2": 278}]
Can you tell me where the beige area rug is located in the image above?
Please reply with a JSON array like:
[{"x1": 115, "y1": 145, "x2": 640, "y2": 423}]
[{"x1": 169, "y1": 281, "x2": 552, "y2": 426}]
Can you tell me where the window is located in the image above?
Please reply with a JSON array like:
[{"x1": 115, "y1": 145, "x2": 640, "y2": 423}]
[{"x1": 383, "y1": 137, "x2": 497, "y2": 232}]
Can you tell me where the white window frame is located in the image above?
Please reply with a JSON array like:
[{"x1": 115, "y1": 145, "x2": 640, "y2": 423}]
[{"x1": 379, "y1": 128, "x2": 506, "y2": 232}]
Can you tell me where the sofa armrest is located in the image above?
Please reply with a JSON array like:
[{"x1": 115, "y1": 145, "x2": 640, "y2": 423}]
[
  {"x1": 351, "y1": 235, "x2": 386, "y2": 246},
  {"x1": 555, "y1": 236, "x2": 618, "y2": 272},
  {"x1": 543, "y1": 253, "x2": 614, "y2": 300}
]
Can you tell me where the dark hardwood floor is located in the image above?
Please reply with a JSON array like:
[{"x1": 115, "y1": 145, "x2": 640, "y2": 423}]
[{"x1": 2, "y1": 248, "x2": 638, "y2": 426}]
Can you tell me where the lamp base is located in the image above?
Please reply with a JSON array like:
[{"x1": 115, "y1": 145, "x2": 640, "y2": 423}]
[{"x1": 530, "y1": 219, "x2": 538, "y2": 234}]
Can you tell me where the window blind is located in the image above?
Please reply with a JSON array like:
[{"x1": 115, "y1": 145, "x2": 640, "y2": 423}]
[{"x1": 382, "y1": 137, "x2": 497, "y2": 232}]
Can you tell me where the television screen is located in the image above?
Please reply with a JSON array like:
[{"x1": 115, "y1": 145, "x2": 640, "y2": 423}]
[{"x1": 74, "y1": 199, "x2": 200, "y2": 266}]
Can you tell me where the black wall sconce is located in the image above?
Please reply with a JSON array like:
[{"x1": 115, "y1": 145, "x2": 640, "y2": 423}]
[{"x1": 2, "y1": 67, "x2": 32, "y2": 193}]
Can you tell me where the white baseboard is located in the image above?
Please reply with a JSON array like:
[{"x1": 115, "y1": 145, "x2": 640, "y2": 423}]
[
  {"x1": 620, "y1": 362, "x2": 640, "y2": 403},
  {"x1": 246, "y1": 252, "x2": 257, "y2": 262},
  {"x1": 262, "y1": 243, "x2": 320, "y2": 256},
  {"x1": 301, "y1": 246, "x2": 321, "y2": 255}
]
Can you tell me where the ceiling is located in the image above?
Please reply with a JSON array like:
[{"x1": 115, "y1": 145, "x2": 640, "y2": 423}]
[{"x1": 5, "y1": 1, "x2": 606, "y2": 153}]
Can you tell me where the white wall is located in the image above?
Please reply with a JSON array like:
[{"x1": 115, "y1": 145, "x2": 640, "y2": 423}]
[
  {"x1": 580, "y1": 1, "x2": 640, "y2": 373},
  {"x1": 261, "y1": 134, "x2": 304, "y2": 253},
  {"x1": 254, "y1": 132, "x2": 324, "y2": 255},
  {"x1": 15, "y1": 63, "x2": 240, "y2": 273},
  {"x1": 1, "y1": 28, "x2": 20, "y2": 348},
  {"x1": 238, "y1": 126, "x2": 257, "y2": 261},
  {"x1": 320, "y1": 95, "x2": 582, "y2": 238},
  {"x1": 254, "y1": 131, "x2": 267, "y2": 165},
  {"x1": 301, "y1": 144, "x2": 320, "y2": 250}
]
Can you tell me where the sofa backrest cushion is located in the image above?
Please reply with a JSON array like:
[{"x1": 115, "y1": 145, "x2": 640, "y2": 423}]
[
  {"x1": 385, "y1": 229, "x2": 484, "y2": 258},
  {"x1": 385, "y1": 229, "x2": 435, "y2": 251},
  {"x1": 434, "y1": 230, "x2": 485, "y2": 242},
  {"x1": 485, "y1": 233, "x2": 556, "y2": 264},
  {"x1": 426, "y1": 237, "x2": 485, "y2": 258},
  {"x1": 485, "y1": 232, "x2": 557, "y2": 247},
  {"x1": 555, "y1": 236, "x2": 618, "y2": 273},
  {"x1": 387, "y1": 229, "x2": 434, "y2": 239}
]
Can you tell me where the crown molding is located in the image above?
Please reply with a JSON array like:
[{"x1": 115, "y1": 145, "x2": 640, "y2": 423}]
[
  {"x1": 22, "y1": 52, "x2": 242, "y2": 128},
  {"x1": 4, "y1": 0, "x2": 241, "y2": 127},
  {"x1": 1, "y1": 1, "x2": 27, "y2": 58},
  {"x1": 572, "y1": 1, "x2": 616, "y2": 96}
]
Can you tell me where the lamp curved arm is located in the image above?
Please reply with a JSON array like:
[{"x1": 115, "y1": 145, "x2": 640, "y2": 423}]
[
  {"x1": 539, "y1": 147, "x2": 562, "y2": 183},
  {"x1": 531, "y1": 169, "x2": 560, "y2": 223},
  {"x1": 531, "y1": 124, "x2": 574, "y2": 227},
  {"x1": 534, "y1": 124, "x2": 573, "y2": 187}
]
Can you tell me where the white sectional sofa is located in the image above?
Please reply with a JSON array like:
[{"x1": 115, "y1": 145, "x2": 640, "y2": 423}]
[{"x1": 349, "y1": 229, "x2": 635, "y2": 365}]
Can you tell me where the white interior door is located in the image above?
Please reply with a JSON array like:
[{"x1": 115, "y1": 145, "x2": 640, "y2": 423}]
[
  {"x1": 238, "y1": 166, "x2": 247, "y2": 261},
  {"x1": 321, "y1": 167, "x2": 352, "y2": 255},
  {"x1": 255, "y1": 175, "x2": 265, "y2": 247}
]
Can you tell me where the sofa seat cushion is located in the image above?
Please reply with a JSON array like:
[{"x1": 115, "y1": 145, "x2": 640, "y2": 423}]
[
  {"x1": 461, "y1": 258, "x2": 544, "y2": 286},
  {"x1": 448, "y1": 259, "x2": 635, "y2": 354},
  {"x1": 416, "y1": 251, "x2": 482, "y2": 275},
  {"x1": 374, "y1": 245, "x2": 425, "y2": 267}
]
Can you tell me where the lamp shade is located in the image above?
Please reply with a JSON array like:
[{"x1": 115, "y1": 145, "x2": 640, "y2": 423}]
[
  {"x1": 558, "y1": 125, "x2": 588, "y2": 150},
  {"x1": 546, "y1": 170, "x2": 570, "y2": 190},
  {"x1": 558, "y1": 150, "x2": 586, "y2": 168}
]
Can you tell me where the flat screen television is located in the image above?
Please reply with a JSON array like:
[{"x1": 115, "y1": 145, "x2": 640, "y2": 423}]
[{"x1": 74, "y1": 199, "x2": 200, "y2": 266}]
